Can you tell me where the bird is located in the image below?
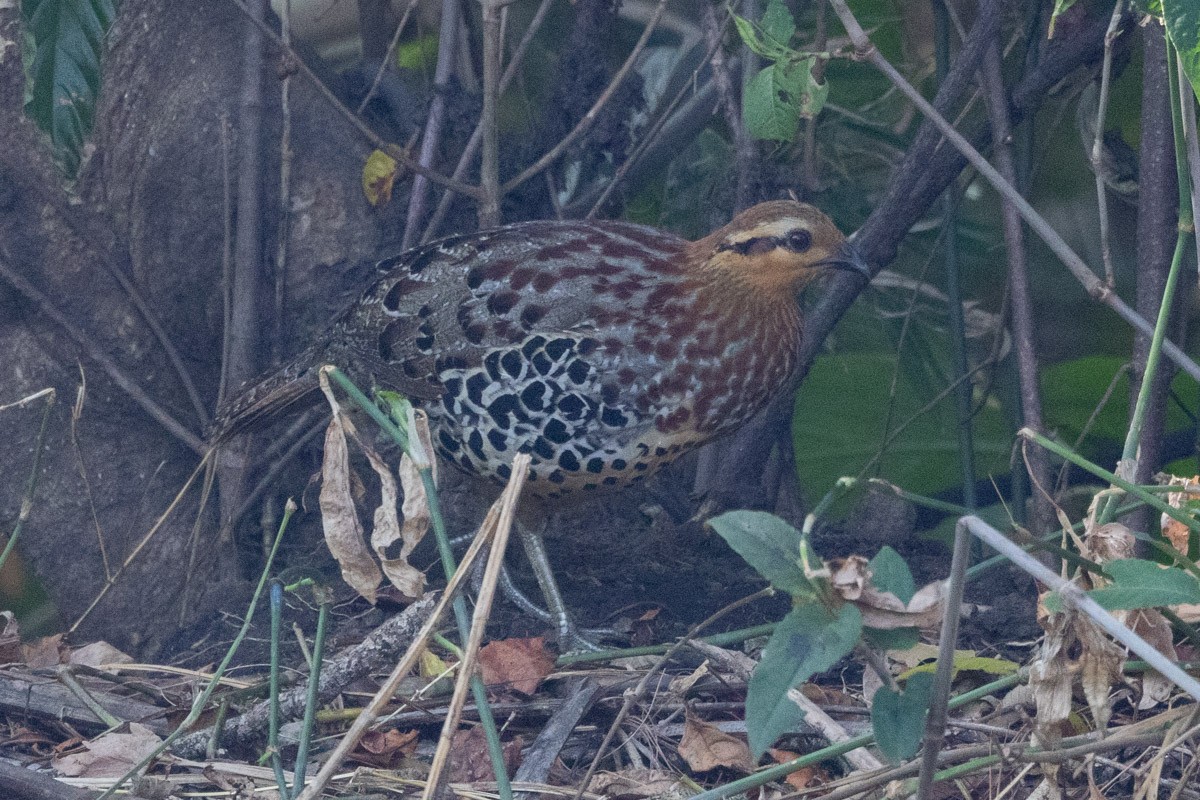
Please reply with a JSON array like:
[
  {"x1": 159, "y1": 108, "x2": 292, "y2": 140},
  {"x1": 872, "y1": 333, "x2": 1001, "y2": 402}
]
[{"x1": 216, "y1": 200, "x2": 867, "y2": 646}]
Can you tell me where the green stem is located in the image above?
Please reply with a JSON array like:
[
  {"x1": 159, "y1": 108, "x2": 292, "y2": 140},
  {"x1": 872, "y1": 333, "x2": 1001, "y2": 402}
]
[
  {"x1": 292, "y1": 595, "x2": 329, "y2": 796},
  {"x1": 326, "y1": 368, "x2": 513, "y2": 800},
  {"x1": 99, "y1": 501, "x2": 297, "y2": 799},
  {"x1": 268, "y1": 581, "x2": 290, "y2": 797},
  {"x1": 1023, "y1": 429, "x2": 1199, "y2": 539}
]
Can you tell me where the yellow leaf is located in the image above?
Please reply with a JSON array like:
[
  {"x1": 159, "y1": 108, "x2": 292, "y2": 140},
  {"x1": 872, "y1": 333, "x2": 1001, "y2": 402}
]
[{"x1": 362, "y1": 150, "x2": 398, "y2": 207}]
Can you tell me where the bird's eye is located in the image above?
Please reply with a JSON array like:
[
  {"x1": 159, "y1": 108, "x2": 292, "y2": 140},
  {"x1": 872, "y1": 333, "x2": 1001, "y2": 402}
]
[{"x1": 785, "y1": 229, "x2": 812, "y2": 252}]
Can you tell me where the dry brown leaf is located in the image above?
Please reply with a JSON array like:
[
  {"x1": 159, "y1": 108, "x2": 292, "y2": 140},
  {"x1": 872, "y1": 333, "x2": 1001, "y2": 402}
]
[
  {"x1": 478, "y1": 636, "x2": 555, "y2": 695},
  {"x1": 319, "y1": 412, "x2": 382, "y2": 602},
  {"x1": 588, "y1": 768, "x2": 687, "y2": 800},
  {"x1": 677, "y1": 714, "x2": 753, "y2": 773},
  {"x1": 352, "y1": 728, "x2": 419, "y2": 768},
  {"x1": 70, "y1": 641, "x2": 133, "y2": 668},
  {"x1": 1084, "y1": 522, "x2": 1136, "y2": 563},
  {"x1": 829, "y1": 557, "x2": 946, "y2": 629},
  {"x1": 1160, "y1": 475, "x2": 1199, "y2": 555},
  {"x1": 1120, "y1": 608, "x2": 1177, "y2": 709},
  {"x1": 52, "y1": 723, "x2": 161, "y2": 777},
  {"x1": 0, "y1": 611, "x2": 21, "y2": 664},
  {"x1": 385, "y1": 409, "x2": 439, "y2": 598},
  {"x1": 767, "y1": 749, "x2": 828, "y2": 791},
  {"x1": 448, "y1": 726, "x2": 522, "y2": 783},
  {"x1": 22, "y1": 634, "x2": 66, "y2": 668}
]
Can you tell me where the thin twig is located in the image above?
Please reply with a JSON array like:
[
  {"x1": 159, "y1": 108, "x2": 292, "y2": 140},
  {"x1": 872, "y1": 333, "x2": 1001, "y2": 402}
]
[
  {"x1": 980, "y1": 41, "x2": 1053, "y2": 533},
  {"x1": 915, "y1": 507, "x2": 972, "y2": 797},
  {"x1": 401, "y1": 0, "x2": 464, "y2": 248},
  {"x1": 501, "y1": 0, "x2": 669, "y2": 194},
  {"x1": 356, "y1": 0, "x2": 422, "y2": 113},
  {"x1": 420, "y1": 0, "x2": 560, "y2": 241},
  {"x1": 0, "y1": 256, "x2": 205, "y2": 453},
  {"x1": 1091, "y1": 0, "x2": 1127, "y2": 287},
  {"x1": 273, "y1": 0, "x2": 294, "y2": 365},
  {"x1": 225, "y1": 0, "x2": 483, "y2": 199},
  {"x1": 826, "y1": 0, "x2": 1200, "y2": 383},
  {"x1": 478, "y1": 0, "x2": 504, "y2": 228}
]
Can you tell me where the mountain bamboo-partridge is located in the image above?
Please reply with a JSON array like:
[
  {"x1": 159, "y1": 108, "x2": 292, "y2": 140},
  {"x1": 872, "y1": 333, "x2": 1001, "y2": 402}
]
[{"x1": 218, "y1": 200, "x2": 867, "y2": 646}]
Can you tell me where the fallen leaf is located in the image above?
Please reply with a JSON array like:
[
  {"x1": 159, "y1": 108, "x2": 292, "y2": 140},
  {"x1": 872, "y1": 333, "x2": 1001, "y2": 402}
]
[
  {"x1": 479, "y1": 637, "x2": 555, "y2": 695},
  {"x1": 677, "y1": 714, "x2": 754, "y2": 773},
  {"x1": 22, "y1": 634, "x2": 66, "y2": 668},
  {"x1": 588, "y1": 768, "x2": 687, "y2": 799},
  {"x1": 70, "y1": 641, "x2": 133, "y2": 668},
  {"x1": 52, "y1": 723, "x2": 162, "y2": 778},
  {"x1": 1160, "y1": 475, "x2": 1199, "y2": 555},
  {"x1": 448, "y1": 726, "x2": 522, "y2": 783},
  {"x1": 352, "y1": 728, "x2": 419, "y2": 768},
  {"x1": 767, "y1": 749, "x2": 828, "y2": 790}
]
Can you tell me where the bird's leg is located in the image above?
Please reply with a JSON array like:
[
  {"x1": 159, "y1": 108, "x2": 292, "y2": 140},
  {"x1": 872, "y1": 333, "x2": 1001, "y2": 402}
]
[{"x1": 510, "y1": 514, "x2": 611, "y2": 652}]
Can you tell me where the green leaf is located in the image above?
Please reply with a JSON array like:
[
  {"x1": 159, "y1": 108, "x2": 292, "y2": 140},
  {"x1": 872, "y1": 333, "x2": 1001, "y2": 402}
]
[
  {"x1": 1133, "y1": 0, "x2": 1164, "y2": 16},
  {"x1": 708, "y1": 511, "x2": 812, "y2": 595},
  {"x1": 21, "y1": 0, "x2": 117, "y2": 177},
  {"x1": 759, "y1": 0, "x2": 796, "y2": 51},
  {"x1": 731, "y1": 0, "x2": 793, "y2": 62},
  {"x1": 743, "y1": 58, "x2": 826, "y2": 142},
  {"x1": 746, "y1": 602, "x2": 862, "y2": 757},
  {"x1": 793, "y1": 354, "x2": 1011, "y2": 499},
  {"x1": 743, "y1": 64, "x2": 798, "y2": 142},
  {"x1": 871, "y1": 672, "x2": 934, "y2": 762},
  {"x1": 1048, "y1": 0, "x2": 1078, "y2": 38},
  {"x1": 1046, "y1": 559, "x2": 1200, "y2": 612},
  {"x1": 868, "y1": 546, "x2": 916, "y2": 605},
  {"x1": 862, "y1": 626, "x2": 920, "y2": 651},
  {"x1": 1164, "y1": 0, "x2": 1200, "y2": 101}
]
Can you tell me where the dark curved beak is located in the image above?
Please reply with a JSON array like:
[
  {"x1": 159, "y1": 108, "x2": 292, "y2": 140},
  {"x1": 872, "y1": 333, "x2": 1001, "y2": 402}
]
[{"x1": 820, "y1": 240, "x2": 871, "y2": 281}]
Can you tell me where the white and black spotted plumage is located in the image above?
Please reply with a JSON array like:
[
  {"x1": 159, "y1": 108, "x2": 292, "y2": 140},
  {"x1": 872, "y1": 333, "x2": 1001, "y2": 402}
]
[{"x1": 216, "y1": 201, "x2": 864, "y2": 497}]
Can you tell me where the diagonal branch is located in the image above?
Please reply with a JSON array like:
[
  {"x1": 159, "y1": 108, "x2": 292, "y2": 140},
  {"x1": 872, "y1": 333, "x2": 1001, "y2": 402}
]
[{"x1": 0, "y1": 255, "x2": 205, "y2": 454}]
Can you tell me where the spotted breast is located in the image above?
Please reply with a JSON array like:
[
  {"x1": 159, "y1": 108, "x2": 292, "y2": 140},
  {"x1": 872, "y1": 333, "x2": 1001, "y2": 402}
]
[{"x1": 215, "y1": 201, "x2": 866, "y2": 497}]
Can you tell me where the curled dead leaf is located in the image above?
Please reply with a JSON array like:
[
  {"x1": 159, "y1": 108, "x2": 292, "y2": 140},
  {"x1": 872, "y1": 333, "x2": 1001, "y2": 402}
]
[{"x1": 678, "y1": 713, "x2": 754, "y2": 773}]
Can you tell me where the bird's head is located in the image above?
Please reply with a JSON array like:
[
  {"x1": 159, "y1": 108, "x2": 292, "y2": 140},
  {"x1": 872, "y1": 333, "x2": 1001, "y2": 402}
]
[{"x1": 690, "y1": 200, "x2": 868, "y2": 295}]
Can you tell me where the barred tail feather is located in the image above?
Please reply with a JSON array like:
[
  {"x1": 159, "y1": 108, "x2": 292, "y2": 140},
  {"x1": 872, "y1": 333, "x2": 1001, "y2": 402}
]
[{"x1": 211, "y1": 348, "x2": 324, "y2": 442}]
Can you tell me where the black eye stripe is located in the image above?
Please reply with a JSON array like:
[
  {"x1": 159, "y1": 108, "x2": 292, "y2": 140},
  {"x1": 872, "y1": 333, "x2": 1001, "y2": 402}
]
[{"x1": 716, "y1": 232, "x2": 811, "y2": 256}]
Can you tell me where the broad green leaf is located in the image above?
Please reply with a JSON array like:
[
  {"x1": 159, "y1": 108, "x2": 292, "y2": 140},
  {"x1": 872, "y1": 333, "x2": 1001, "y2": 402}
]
[
  {"x1": 1133, "y1": 0, "x2": 1163, "y2": 16},
  {"x1": 744, "y1": 64, "x2": 799, "y2": 142},
  {"x1": 22, "y1": 0, "x2": 117, "y2": 177},
  {"x1": 1045, "y1": 559, "x2": 1200, "y2": 612},
  {"x1": 871, "y1": 672, "x2": 933, "y2": 761},
  {"x1": 759, "y1": 0, "x2": 796, "y2": 51},
  {"x1": 708, "y1": 511, "x2": 812, "y2": 595},
  {"x1": 746, "y1": 602, "x2": 862, "y2": 757},
  {"x1": 743, "y1": 58, "x2": 826, "y2": 142},
  {"x1": 793, "y1": 354, "x2": 1011, "y2": 499},
  {"x1": 1164, "y1": 1, "x2": 1200, "y2": 102},
  {"x1": 868, "y1": 546, "x2": 916, "y2": 605},
  {"x1": 863, "y1": 626, "x2": 920, "y2": 651},
  {"x1": 1043, "y1": 357, "x2": 1200, "y2": 448}
]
